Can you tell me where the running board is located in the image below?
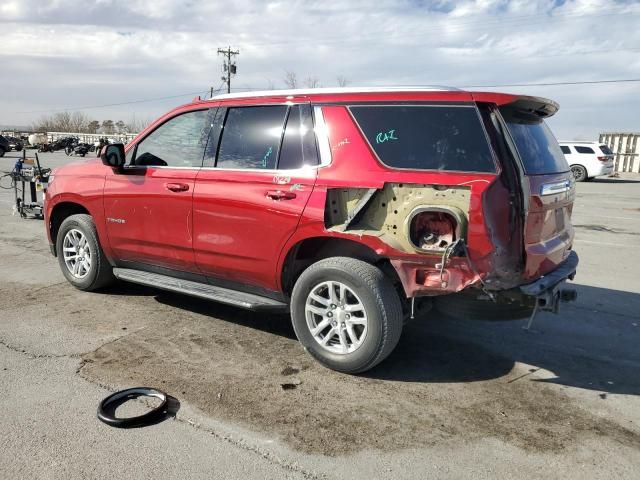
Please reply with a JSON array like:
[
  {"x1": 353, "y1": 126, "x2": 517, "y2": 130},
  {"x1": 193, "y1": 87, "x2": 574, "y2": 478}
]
[{"x1": 112, "y1": 268, "x2": 289, "y2": 312}]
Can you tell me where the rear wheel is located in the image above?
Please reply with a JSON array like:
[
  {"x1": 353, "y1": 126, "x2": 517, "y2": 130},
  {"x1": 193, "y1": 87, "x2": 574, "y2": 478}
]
[
  {"x1": 290, "y1": 257, "x2": 403, "y2": 374},
  {"x1": 0, "y1": 147, "x2": 5, "y2": 157},
  {"x1": 56, "y1": 214, "x2": 115, "y2": 291},
  {"x1": 571, "y1": 165, "x2": 587, "y2": 182}
]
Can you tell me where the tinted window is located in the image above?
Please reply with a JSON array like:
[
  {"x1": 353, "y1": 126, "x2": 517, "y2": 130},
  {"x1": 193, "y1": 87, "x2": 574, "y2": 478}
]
[
  {"x1": 504, "y1": 118, "x2": 568, "y2": 175},
  {"x1": 350, "y1": 105, "x2": 495, "y2": 172},
  {"x1": 217, "y1": 106, "x2": 288, "y2": 169},
  {"x1": 278, "y1": 104, "x2": 318, "y2": 169},
  {"x1": 599, "y1": 144, "x2": 613, "y2": 155},
  {"x1": 560, "y1": 145, "x2": 571, "y2": 154},
  {"x1": 575, "y1": 146, "x2": 595, "y2": 154},
  {"x1": 133, "y1": 109, "x2": 212, "y2": 167}
]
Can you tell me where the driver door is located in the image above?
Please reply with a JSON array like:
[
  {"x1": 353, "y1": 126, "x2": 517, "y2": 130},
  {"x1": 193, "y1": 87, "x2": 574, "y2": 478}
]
[{"x1": 103, "y1": 108, "x2": 214, "y2": 273}]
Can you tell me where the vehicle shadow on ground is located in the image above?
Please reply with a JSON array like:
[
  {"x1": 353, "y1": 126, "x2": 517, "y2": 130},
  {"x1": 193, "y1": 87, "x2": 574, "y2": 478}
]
[{"x1": 150, "y1": 283, "x2": 639, "y2": 396}]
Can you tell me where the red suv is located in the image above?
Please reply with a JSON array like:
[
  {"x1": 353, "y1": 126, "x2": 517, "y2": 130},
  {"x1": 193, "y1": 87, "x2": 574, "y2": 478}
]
[{"x1": 45, "y1": 87, "x2": 578, "y2": 373}]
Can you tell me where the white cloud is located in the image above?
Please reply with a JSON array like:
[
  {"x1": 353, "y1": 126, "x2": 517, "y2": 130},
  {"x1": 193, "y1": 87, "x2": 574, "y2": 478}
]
[{"x1": 0, "y1": 0, "x2": 638, "y2": 139}]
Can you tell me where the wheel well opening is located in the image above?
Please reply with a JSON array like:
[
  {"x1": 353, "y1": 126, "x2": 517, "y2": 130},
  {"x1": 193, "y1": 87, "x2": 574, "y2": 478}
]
[
  {"x1": 280, "y1": 237, "x2": 401, "y2": 296},
  {"x1": 50, "y1": 202, "x2": 90, "y2": 254}
]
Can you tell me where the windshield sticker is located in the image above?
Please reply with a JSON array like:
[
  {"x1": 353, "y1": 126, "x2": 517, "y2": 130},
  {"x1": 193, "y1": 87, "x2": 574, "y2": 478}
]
[{"x1": 375, "y1": 129, "x2": 398, "y2": 144}]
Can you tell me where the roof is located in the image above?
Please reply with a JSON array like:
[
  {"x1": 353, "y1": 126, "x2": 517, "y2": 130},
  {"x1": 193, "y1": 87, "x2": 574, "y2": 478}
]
[{"x1": 210, "y1": 86, "x2": 460, "y2": 100}]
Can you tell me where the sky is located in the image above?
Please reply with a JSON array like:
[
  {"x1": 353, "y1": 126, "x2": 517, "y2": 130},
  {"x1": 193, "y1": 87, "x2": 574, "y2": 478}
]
[{"x1": 0, "y1": 0, "x2": 638, "y2": 139}]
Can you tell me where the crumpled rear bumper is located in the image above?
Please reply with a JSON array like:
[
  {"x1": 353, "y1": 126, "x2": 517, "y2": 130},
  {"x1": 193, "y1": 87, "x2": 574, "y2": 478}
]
[{"x1": 519, "y1": 250, "x2": 579, "y2": 297}]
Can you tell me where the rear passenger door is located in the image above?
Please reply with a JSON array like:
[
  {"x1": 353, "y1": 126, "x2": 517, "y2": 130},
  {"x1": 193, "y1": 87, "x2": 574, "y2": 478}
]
[{"x1": 193, "y1": 103, "x2": 318, "y2": 292}]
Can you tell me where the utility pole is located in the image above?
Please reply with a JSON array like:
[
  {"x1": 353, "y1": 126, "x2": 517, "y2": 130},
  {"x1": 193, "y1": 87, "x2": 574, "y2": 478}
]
[{"x1": 217, "y1": 46, "x2": 239, "y2": 94}]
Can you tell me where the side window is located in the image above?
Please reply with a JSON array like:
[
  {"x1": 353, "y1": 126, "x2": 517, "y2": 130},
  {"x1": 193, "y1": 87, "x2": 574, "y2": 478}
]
[
  {"x1": 560, "y1": 145, "x2": 571, "y2": 154},
  {"x1": 217, "y1": 106, "x2": 288, "y2": 169},
  {"x1": 278, "y1": 104, "x2": 318, "y2": 169},
  {"x1": 350, "y1": 105, "x2": 496, "y2": 172},
  {"x1": 575, "y1": 146, "x2": 594, "y2": 154},
  {"x1": 132, "y1": 109, "x2": 211, "y2": 167}
]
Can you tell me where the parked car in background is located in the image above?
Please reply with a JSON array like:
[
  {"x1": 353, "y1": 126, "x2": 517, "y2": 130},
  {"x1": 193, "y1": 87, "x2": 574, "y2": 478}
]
[
  {"x1": 559, "y1": 141, "x2": 614, "y2": 182},
  {"x1": 0, "y1": 135, "x2": 9, "y2": 157},
  {"x1": 44, "y1": 87, "x2": 579, "y2": 373},
  {"x1": 7, "y1": 136, "x2": 24, "y2": 152}
]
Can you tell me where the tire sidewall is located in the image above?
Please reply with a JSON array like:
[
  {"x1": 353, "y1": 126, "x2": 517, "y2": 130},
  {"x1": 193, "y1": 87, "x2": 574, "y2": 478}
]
[
  {"x1": 291, "y1": 264, "x2": 386, "y2": 372},
  {"x1": 56, "y1": 216, "x2": 101, "y2": 290}
]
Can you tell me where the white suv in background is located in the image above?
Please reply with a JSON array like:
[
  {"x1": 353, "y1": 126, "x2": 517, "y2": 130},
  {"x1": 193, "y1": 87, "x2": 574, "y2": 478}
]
[{"x1": 559, "y1": 141, "x2": 615, "y2": 182}]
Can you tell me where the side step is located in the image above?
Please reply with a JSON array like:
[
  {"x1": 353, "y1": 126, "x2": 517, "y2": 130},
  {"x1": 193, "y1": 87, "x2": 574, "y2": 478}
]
[{"x1": 112, "y1": 268, "x2": 289, "y2": 312}]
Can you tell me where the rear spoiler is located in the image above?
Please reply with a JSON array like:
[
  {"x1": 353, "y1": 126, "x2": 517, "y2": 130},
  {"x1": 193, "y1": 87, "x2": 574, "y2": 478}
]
[{"x1": 471, "y1": 92, "x2": 559, "y2": 119}]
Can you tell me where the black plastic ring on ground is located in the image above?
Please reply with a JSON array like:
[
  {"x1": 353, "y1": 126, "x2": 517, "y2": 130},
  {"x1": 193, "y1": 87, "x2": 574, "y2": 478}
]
[{"x1": 97, "y1": 387, "x2": 169, "y2": 428}]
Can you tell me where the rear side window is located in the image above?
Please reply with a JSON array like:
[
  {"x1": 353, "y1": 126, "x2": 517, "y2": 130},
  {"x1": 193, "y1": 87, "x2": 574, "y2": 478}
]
[
  {"x1": 133, "y1": 109, "x2": 212, "y2": 167},
  {"x1": 575, "y1": 146, "x2": 594, "y2": 154},
  {"x1": 350, "y1": 105, "x2": 496, "y2": 172},
  {"x1": 278, "y1": 104, "x2": 318, "y2": 169},
  {"x1": 502, "y1": 113, "x2": 568, "y2": 175},
  {"x1": 560, "y1": 145, "x2": 570, "y2": 154},
  {"x1": 599, "y1": 144, "x2": 613, "y2": 155},
  {"x1": 217, "y1": 106, "x2": 288, "y2": 169}
]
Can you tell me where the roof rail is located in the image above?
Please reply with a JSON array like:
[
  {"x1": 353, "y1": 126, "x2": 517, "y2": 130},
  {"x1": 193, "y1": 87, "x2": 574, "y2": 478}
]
[{"x1": 210, "y1": 86, "x2": 460, "y2": 100}]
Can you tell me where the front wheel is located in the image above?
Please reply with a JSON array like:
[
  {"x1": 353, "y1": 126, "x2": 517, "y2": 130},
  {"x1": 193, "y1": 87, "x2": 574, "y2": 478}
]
[
  {"x1": 290, "y1": 257, "x2": 403, "y2": 374},
  {"x1": 56, "y1": 214, "x2": 115, "y2": 291}
]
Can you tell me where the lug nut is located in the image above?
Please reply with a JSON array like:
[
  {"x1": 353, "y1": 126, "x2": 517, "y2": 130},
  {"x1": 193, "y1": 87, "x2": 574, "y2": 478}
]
[
  {"x1": 327, "y1": 312, "x2": 333, "y2": 318},
  {"x1": 345, "y1": 314, "x2": 351, "y2": 319},
  {"x1": 330, "y1": 304, "x2": 336, "y2": 309}
]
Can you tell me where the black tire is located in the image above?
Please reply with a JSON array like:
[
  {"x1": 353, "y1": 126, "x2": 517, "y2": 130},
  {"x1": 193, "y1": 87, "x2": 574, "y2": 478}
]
[
  {"x1": 585, "y1": 176, "x2": 594, "y2": 182},
  {"x1": 56, "y1": 214, "x2": 115, "y2": 291},
  {"x1": 435, "y1": 292, "x2": 534, "y2": 321},
  {"x1": 290, "y1": 257, "x2": 403, "y2": 374},
  {"x1": 0, "y1": 147, "x2": 5, "y2": 157},
  {"x1": 571, "y1": 164, "x2": 587, "y2": 182}
]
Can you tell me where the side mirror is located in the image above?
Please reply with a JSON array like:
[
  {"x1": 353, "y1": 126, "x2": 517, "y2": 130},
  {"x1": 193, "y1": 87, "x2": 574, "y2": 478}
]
[{"x1": 101, "y1": 144, "x2": 126, "y2": 169}]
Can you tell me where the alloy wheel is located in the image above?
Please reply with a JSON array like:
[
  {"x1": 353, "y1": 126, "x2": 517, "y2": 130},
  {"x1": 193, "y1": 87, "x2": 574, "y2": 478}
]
[
  {"x1": 305, "y1": 281, "x2": 368, "y2": 354},
  {"x1": 62, "y1": 229, "x2": 92, "y2": 279}
]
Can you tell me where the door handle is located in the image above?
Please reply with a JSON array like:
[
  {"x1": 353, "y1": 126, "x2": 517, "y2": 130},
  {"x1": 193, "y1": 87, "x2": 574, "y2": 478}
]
[
  {"x1": 266, "y1": 190, "x2": 296, "y2": 200},
  {"x1": 166, "y1": 183, "x2": 190, "y2": 192}
]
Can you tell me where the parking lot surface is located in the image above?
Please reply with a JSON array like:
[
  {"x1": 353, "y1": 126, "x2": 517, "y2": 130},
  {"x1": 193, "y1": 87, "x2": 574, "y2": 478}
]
[{"x1": 1, "y1": 150, "x2": 639, "y2": 479}]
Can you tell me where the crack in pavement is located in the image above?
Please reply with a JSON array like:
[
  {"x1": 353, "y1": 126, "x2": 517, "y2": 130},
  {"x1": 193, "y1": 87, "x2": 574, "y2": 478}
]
[{"x1": 0, "y1": 337, "x2": 71, "y2": 359}]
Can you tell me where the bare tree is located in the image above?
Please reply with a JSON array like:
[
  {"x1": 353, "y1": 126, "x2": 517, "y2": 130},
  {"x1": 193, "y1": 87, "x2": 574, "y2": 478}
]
[
  {"x1": 32, "y1": 111, "x2": 78, "y2": 132},
  {"x1": 336, "y1": 75, "x2": 350, "y2": 87},
  {"x1": 126, "y1": 115, "x2": 151, "y2": 134},
  {"x1": 304, "y1": 76, "x2": 321, "y2": 88},
  {"x1": 115, "y1": 120, "x2": 126, "y2": 134},
  {"x1": 283, "y1": 71, "x2": 298, "y2": 89},
  {"x1": 70, "y1": 111, "x2": 89, "y2": 132}
]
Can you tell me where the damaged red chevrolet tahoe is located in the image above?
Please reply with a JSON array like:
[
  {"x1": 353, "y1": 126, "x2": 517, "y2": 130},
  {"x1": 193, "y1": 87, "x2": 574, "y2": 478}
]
[{"x1": 45, "y1": 87, "x2": 578, "y2": 373}]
